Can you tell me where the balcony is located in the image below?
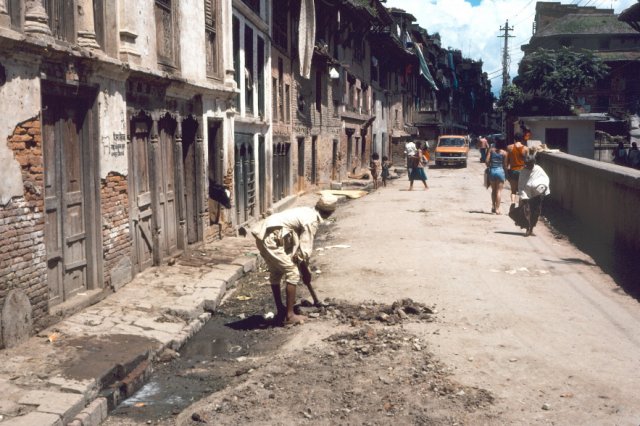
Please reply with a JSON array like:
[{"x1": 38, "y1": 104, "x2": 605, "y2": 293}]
[{"x1": 415, "y1": 110, "x2": 442, "y2": 126}]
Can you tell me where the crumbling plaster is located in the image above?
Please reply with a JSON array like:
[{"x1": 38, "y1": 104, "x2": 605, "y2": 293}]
[
  {"x1": 0, "y1": 59, "x2": 40, "y2": 206},
  {"x1": 92, "y1": 76, "x2": 128, "y2": 178}
]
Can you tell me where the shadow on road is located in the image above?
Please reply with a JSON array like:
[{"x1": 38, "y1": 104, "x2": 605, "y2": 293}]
[
  {"x1": 225, "y1": 315, "x2": 281, "y2": 331},
  {"x1": 542, "y1": 202, "x2": 640, "y2": 300}
]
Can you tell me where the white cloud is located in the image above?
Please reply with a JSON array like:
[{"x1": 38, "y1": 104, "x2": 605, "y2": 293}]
[{"x1": 385, "y1": 0, "x2": 637, "y2": 95}]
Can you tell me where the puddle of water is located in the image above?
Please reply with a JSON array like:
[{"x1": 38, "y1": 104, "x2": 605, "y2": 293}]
[{"x1": 110, "y1": 313, "x2": 288, "y2": 422}]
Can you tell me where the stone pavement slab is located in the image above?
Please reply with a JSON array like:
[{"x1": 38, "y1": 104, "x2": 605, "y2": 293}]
[{"x1": 0, "y1": 236, "x2": 261, "y2": 424}]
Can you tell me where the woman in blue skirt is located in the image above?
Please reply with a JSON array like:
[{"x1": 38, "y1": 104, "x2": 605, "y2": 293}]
[
  {"x1": 408, "y1": 142, "x2": 429, "y2": 191},
  {"x1": 485, "y1": 135, "x2": 508, "y2": 214}
]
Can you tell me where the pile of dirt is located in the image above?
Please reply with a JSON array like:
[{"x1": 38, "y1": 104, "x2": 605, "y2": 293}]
[
  {"x1": 177, "y1": 322, "x2": 495, "y2": 426},
  {"x1": 298, "y1": 298, "x2": 437, "y2": 325}
]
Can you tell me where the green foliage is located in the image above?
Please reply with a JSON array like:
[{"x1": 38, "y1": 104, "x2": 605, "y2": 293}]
[
  {"x1": 516, "y1": 47, "x2": 609, "y2": 109},
  {"x1": 496, "y1": 84, "x2": 525, "y2": 113}
]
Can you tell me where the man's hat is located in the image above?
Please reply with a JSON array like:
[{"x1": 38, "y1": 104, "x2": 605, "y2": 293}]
[{"x1": 316, "y1": 194, "x2": 338, "y2": 212}]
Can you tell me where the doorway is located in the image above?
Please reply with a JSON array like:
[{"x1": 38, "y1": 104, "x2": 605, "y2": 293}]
[
  {"x1": 182, "y1": 117, "x2": 199, "y2": 245},
  {"x1": 43, "y1": 93, "x2": 100, "y2": 307},
  {"x1": 545, "y1": 128, "x2": 569, "y2": 153}
]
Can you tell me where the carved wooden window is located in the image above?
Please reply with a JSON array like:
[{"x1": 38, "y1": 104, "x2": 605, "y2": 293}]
[
  {"x1": 205, "y1": 0, "x2": 219, "y2": 77},
  {"x1": 278, "y1": 58, "x2": 284, "y2": 122},
  {"x1": 257, "y1": 36, "x2": 265, "y2": 118},
  {"x1": 272, "y1": 77, "x2": 278, "y2": 121},
  {"x1": 285, "y1": 84, "x2": 290, "y2": 124},
  {"x1": 155, "y1": 0, "x2": 177, "y2": 68},
  {"x1": 272, "y1": 0, "x2": 288, "y2": 52},
  {"x1": 44, "y1": 0, "x2": 75, "y2": 42}
]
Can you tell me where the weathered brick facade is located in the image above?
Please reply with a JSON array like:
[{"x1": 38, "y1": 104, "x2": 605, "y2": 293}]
[
  {"x1": 100, "y1": 172, "x2": 131, "y2": 289},
  {"x1": 0, "y1": 118, "x2": 48, "y2": 329}
]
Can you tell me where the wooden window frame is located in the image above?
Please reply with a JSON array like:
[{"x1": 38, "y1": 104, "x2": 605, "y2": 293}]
[
  {"x1": 44, "y1": 0, "x2": 75, "y2": 43},
  {"x1": 205, "y1": 0, "x2": 221, "y2": 79},
  {"x1": 155, "y1": 0, "x2": 180, "y2": 70}
]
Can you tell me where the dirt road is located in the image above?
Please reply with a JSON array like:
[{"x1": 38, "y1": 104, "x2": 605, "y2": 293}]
[
  {"x1": 107, "y1": 150, "x2": 640, "y2": 425},
  {"x1": 309, "y1": 151, "x2": 640, "y2": 425}
]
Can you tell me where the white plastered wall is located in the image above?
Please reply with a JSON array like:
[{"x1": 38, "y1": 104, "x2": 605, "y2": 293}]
[{"x1": 0, "y1": 59, "x2": 40, "y2": 206}]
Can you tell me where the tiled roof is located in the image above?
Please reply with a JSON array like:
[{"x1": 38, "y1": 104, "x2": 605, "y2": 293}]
[
  {"x1": 619, "y1": 2, "x2": 640, "y2": 23},
  {"x1": 535, "y1": 13, "x2": 637, "y2": 36},
  {"x1": 594, "y1": 50, "x2": 640, "y2": 61}
]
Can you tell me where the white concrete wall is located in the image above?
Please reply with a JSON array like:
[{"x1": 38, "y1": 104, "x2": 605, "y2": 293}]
[
  {"x1": 525, "y1": 120, "x2": 595, "y2": 159},
  {"x1": 91, "y1": 76, "x2": 128, "y2": 178},
  {"x1": 179, "y1": 0, "x2": 206, "y2": 82},
  {"x1": 0, "y1": 59, "x2": 40, "y2": 206},
  {"x1": 134, "y1": 0, "x2": 158, "y2": 70},
  {"x1": 372, "y1": 92, "x2": 388, "y2": 157}
]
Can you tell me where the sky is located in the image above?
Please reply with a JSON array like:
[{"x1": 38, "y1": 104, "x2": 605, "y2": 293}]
[{"x1": 384, "y1": 0, "x2": 637, "y2": 96}]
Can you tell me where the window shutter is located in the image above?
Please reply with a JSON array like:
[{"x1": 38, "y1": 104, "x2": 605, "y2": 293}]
[{"x1": 204, "y1": 0, "x2": 215, "y2": 29}]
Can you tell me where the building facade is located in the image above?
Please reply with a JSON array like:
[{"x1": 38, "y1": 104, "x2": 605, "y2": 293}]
[
  {"x1": 0, "y1": 0, "x2": 236, "y2": 347},
  {"x1": 0, "y1": 0, "x2": 492, "y2": 347}
]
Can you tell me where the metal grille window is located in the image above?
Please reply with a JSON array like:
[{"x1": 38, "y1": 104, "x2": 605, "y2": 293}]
[
  {"x1": 205, "y1": 0, "x2": 219, "y2": 77},
  {"x1": 155, "y1": 0, "x2": 176, "y2": 67},
  {"x1": 44, "y1": 0, "x2": 75, "y2": 42}
]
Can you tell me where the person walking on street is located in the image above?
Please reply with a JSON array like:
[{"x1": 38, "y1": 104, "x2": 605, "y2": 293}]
[
  {"x1": 613, "y1": 141, "x2": 629, "y2": 166},
  {"x1": 381, "y1": 156, "x2": 391, "y2": 187},
  {"x1": 506, "y1": 132, "x2": 529, "y2": 204},
  {"x1": 252, "y1": 194, "x2": 337, "y2": 326},
  {"x1": 486, "y1": 135, "x2": 508, "y2": 214},
  {"x1": 477, "y1": 135, "x2": 489, "y2": 163},
  {"x1": 628, "y1": 142, "x2": 640, "y2": 169},
  {"x1": 405, "y1": 140, "x2": 417, "y2": 176},
  {"x1": 370, "y1": 152, "x2": 381, "y2": 190},
  {"x1": 408, "y1": 142, "x2": 429, "y2": 191},
  {"x1": 518, "y1": 154, "x2": 550, "y2": 237}
]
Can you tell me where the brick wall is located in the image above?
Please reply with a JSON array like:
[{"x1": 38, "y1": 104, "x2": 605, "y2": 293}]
[
  {"x1": 0, "y1": 118, "x2": 48, "y2": 328},
  {"x1": 100, "y1": 172, "x2": 131, "y2": 288}
]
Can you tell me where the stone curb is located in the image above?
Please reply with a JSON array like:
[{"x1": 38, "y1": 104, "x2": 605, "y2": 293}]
[{"x1": 0, "y1": 243, "x2": 260, "y2": 425}]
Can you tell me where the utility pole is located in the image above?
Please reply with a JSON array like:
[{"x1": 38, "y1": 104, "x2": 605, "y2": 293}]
[
  {"x1": 498, "y1": 20, "x2": 515, "y2": 89},
  {"x1": 498, "y1": 20, "x2": 515, "y2": 134}
]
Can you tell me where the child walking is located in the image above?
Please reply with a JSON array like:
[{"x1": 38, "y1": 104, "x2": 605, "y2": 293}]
[
  {"x1": 370, "y1": 152, "x2": 381, "y2": 189},
  {"x1": 381, "y1": 155, "x2": 391, "y2": 187}
]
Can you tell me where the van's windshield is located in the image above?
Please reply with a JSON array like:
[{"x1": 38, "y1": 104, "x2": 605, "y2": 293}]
[{"x1": 439, "y1": 138, "x2": 466, "y2": 147}]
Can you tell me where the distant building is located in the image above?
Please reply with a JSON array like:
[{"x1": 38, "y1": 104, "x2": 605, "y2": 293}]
[{"x1": 522, "y1": 2, "x2": 640, "y2": 122}]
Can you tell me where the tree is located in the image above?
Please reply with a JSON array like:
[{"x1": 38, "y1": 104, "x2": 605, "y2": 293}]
[
  {"x1": 496, "y1": 84, "x2": 525, "y2": 114},
  {"x1": 516, "y1": 47, "x2": 609, "y2": 111}
]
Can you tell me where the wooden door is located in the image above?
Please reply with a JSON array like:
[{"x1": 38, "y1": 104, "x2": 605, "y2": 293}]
[
  {"x1": 234, "y1": 133, "x2": 255, "y2": 224},
  {"x1": 158, "y1": 116, "x2": 178, "y2": 256},
  {"x1": 43, "y1": 97, "x2": 89, "y2": 306},
  {"x1": 183, "y1": 119, "x2": 198, "y2": 244},
  {"x1": 129, "y1": 118, "x2": 154, "y2": 272}
]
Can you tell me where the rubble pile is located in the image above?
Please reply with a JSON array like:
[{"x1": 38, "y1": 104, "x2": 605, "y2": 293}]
[{"x1": 297, "y1": 298, "x2": 436, "y2": 325}]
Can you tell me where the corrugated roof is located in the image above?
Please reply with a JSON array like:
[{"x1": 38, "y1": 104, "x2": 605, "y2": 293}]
[{"x1": 535, "y1": 13, "x2": 637, "y2": 36}]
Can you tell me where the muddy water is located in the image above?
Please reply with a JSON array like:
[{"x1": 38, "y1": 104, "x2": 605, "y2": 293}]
[{"x1": 109, "y1": 304, "x2": 289, "y2": 422}]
